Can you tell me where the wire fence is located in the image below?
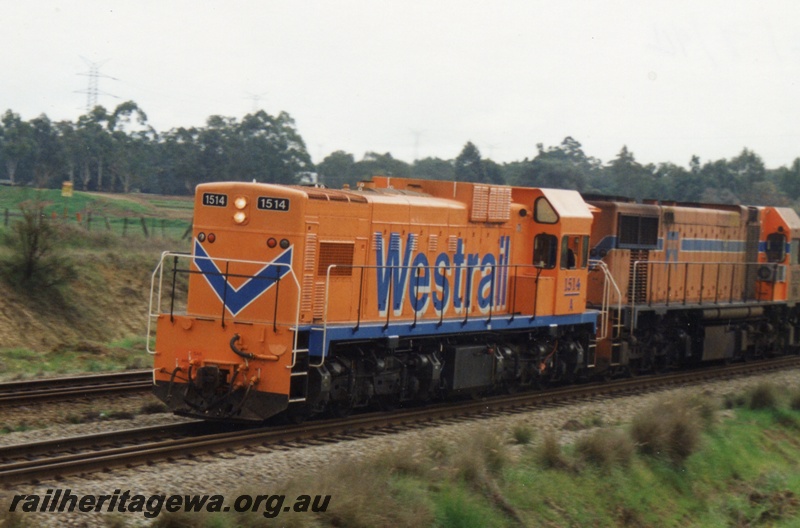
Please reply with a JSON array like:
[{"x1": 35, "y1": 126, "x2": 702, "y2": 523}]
[{"x1": 1, "y1": 208, "x2": 193, "y2": 240}]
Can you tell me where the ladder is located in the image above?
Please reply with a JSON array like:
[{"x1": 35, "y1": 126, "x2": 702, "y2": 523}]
[{"x1": 289, "y1": 348, "x2": 309, "y2": 403}]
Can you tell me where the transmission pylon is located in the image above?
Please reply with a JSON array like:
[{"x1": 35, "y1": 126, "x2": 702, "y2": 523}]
[{"x1": 77, "y1": 57, "x2": 119, "y2": 112}]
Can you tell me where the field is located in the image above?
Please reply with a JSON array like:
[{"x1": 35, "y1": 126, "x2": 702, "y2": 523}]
[{"x1": 0, "y1": 186, "x2": 193, "y2": 240}]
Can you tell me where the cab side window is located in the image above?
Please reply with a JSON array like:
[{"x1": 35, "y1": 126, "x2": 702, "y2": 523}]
[
  {"x1": 766, "y1": 233, "x2": 786, "y2": 263},
  {"x1": 560, "y1": 235, "x2": 587, "y2": 270},
  {"x1": 533, "y1": 234, "x2": 557, "y2": 268}
]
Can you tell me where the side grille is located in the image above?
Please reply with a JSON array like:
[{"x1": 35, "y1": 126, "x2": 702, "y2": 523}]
[{"x1": 628, "y1": 249, "x2": 649, "y2": 304}]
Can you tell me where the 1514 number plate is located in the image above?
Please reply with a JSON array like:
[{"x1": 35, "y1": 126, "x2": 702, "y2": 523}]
[
  {"x1": 202, "y1": 192, "x2": 228, "y2": 207},
  {"x1": 257, "y1": 197, "x2": 290, "y2": 211}
]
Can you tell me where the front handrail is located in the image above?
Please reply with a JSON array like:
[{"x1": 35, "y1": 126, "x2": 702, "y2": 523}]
[{"x1": 146, "y1": 252, "x2": 304, "y2": 369}]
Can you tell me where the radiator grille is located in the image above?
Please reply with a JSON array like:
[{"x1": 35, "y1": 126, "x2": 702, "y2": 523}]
[
  {"x1": 628, "y1": 250, "x2": 649, "y2": 304},
  {"x1": 301, "y1": 273, "x2": 314, "y2": 313},
  {"x1": 313, "y1": 281, "x2": 326, "y2": 320},
  {"x1": 304, "y1": 234, "x2": 317, "y2": 272},
  {"x1": 318, "y1": 242, "x2": 354, "y2": 276}
]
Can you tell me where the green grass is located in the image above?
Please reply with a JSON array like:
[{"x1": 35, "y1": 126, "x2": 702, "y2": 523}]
[
  {"x1": 0, "y1": 187, "x2": 192, "y2": 241},
  {"x1": 0, "y1": 340, "x2": 150, "y2": 381},
  {"x1": 5, "y1": 392, "x2": 800, "y2": 527},
  {"x1": 174, "y1": 398, "x2": 800, "y2": 527}
]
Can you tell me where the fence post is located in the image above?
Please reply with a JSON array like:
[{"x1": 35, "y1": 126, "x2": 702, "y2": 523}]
[
  {"x1": 141, "y1": 217, "x2": 149, "y2": 238},
  {"x1": 104, "y1": 216, "x2": 111, "y2": 230},
  {"x1": 182, "y1": 218, "x2": 193, "y2": 240},
  {"x1": 123, "y1": 217, "x2": 128, "y2": 236},
  {"x1": 87, "y1": 212, "x2": 92, "y2": 231},
  {"x1": 4, "y1": 209, "x2": 7, "y2": 227}
]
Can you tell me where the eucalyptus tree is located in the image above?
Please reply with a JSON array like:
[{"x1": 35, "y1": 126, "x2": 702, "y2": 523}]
[
  {"x1": 108, "y1": 101, "x2": 155, "y2": 192},
  {"x1": 56, "y1": 120, "x2": 81, "y2": 185},
  {"x1": 235, "y1": 110, "x2": 313, "y2": 184},
  {"x1": 518, "y1": 137, "x2": 600, "y2": 192},
  {"x1": 352, "y1": 151, "x2": 411, "y2": 181},
  {"x1": 454, "y1": 141, "x2": 486, "y2": 183},
  {"x1": 76, "y1": 106, "x2": 114, "y2": 190},
  {"x1": 29, "y1": 114, "x2": 64, "y2": 188},
  {"x1": 317, "y1": 150, "x2": 356, "y2": 188},
  {"x1": 0, "y1": 110, "x2": 35, "y2": 185},
  {"x1": 412, "y1": 156, "x2": 455, "y2": 181},
  {"x1": 604, "y1": 146, "x2": 654, "y2": 201}
]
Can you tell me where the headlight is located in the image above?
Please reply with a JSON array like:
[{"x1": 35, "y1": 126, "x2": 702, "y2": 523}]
[
  {"x1": 234, "y1": 196, "x2": 248, "y2": 209},
  {"x1": 233, "y1": 211, "x2": 247, "y2": 224}
]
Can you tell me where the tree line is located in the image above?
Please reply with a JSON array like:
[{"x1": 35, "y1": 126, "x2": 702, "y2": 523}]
[{"x1": 3, "y1": 102, "x2": 800, "y2": 208}]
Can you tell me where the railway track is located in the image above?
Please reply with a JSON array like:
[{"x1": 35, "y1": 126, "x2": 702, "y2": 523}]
[
  {"x1": 2, "y1": 356, "x2": 798, "y2": 486},
  {"x1": 0, "y1": 370, "x2": 153, "y2": 406}
]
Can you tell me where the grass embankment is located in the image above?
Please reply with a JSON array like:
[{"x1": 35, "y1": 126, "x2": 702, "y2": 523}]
[
  {"x1": 143, "y1": 384, "x2": 800, "y2": 528},
  {"x1": 0, "y1": 187, "x2": 192, "y2": 379}
]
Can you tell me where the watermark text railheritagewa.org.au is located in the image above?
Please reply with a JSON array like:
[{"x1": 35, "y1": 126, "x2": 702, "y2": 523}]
[{"x1": 8, "y1": 489, "x2": 331, "y2": 519}]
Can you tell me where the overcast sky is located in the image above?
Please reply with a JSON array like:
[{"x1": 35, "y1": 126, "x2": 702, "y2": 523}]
[{"x1": 2, "y1": 1, "x2": 799, "y2": 168}]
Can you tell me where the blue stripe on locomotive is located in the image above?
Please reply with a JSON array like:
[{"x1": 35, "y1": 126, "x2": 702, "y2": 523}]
[{"x1": 301, "y1": 311, "x2": 600, "y2": 357}]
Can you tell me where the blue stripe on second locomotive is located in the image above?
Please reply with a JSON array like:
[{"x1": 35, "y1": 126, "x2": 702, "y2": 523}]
[
  {"x1": 680, "y1": 239, "x2": 746, "y2": 253},
  {"x1": 301, "y1": 311, "x2": 600, "y2": 357},
  {"x1": 593, "y1": 236, "x2": 751, "y2": 255}
]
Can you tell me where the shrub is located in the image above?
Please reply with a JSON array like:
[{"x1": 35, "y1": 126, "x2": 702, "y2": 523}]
[
  {"x1": 630, "y1": 397, "x2": 703, "y2": 464},
  {"x1": 748, "y1": 383, "x2": 780, "y2": 411},
  {"x1": 0, "y1": 200, "x2": 76, "y2": 291},
  {"x1": 536, "y1": 433, "x2": 570, "y2": 470},
  {"x1": 575, "y1": 428, "x2": 634, "y2": 470},
  {"x1": 511, "y1": 423, "x2": 535, "y2": 445},
  {"x1": 452, "y1": 428, "x2": 508, "y2": 481}
]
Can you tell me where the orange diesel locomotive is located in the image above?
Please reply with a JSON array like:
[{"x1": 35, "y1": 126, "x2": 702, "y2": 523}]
[
  {"x1": 148, "y1": 177, "x2": 800, "y2": 422},
  {"x1": 585, "y1": 197, "x2": 800, "y2": 374},
  {"x1": 148, "y1": 177, "x2": 603, "y2": 421}
]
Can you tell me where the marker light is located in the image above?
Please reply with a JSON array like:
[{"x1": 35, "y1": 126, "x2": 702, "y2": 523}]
[
  {"x1": 280, "y1": 238, "x2": 290, "y2": 249},
  {"x1": 267, "y1": 238, "x2": 277, "y2": 248},
  {"x1": 233, "y1": 211, "x2": 247, "y2": 224},
  {"x1": 234, "y1": 196, "x2": 248, "y2": 209},
  {"x1": 207, "y1": 233, "x2": 216, "y2": 243},
  {"x1": 198, "y1": 232, "x2": 206, "y2": 242}
]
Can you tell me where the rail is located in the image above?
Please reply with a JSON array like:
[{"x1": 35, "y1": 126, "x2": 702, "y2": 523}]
[{"x1": 4, "y1": 355, "x2": 798, "y2": 485}]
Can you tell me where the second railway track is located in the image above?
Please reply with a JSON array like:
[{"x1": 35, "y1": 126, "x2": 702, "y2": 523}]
[
  {"x1": 0, "y1": 370, "x2": 153, "y2": 406},
  {"x1": 2, "y1": 356, "x2": 799, "y2": 487}
]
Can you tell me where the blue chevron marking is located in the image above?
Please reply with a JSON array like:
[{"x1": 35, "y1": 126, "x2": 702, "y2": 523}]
[{"x1": 193, "y1": 240, "x2": 293, "y2": 316}]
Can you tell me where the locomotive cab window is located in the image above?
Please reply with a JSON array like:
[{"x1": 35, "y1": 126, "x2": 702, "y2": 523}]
[
  {"x1": 766, "y1": 233, "x2": 787, "y2": 263},
  {"x1": 534, "y1": 197, "x2": 558, "y2": 224},
  {"x1": 533, "y1": 234, "x2": 558, "y2": 269},
  {"x1": 792, "y1": 239, "x2": 800, "y2": 265},
  {"x1": 560, "y1": 235, "x2": 585, "y2": 269}
]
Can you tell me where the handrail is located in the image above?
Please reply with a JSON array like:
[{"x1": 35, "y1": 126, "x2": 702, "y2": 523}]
[
  {"x1": 146, "y1": 252, "x2": 303, "y2": 369},
  {"x1": 588, "y1": 259, "x2": 622, "y2": 341},
  {"x1": 629, "y1": 260, "x2": 783, "y2": 333},
  {"x1": 311, "y1": 262, "x2": 579, "y2": 365}
]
